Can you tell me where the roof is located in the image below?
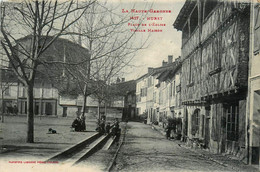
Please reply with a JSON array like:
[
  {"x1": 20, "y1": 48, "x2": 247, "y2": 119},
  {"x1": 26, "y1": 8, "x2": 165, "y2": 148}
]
[
  {"x1": 156, "y1": 70, "x2": 171, "y2": 81},
  {"x1": 156, "y1": 62, "x2": 182, "y2": 82},
  {"x1": 136, "y1": 73, "x2": 149, "y2": 81},
  {"x1": 136, "y1": 58, "x2": 182, "y2": 82},
  {"x1": 173, "y1": 0, "x2": 196, "y2": 31},
  {"x1": 17, "y1": 35, "x2": 89, "y2": 54},
  {"x1": 113, "y1": 80, "x2": 136, "y2": 96},
  {"x1": 2, "y1": 36, "x2": 90, "y2": 95},
  {"x1": 151, "y1": 63, "x2": 175, "y2": 76}
]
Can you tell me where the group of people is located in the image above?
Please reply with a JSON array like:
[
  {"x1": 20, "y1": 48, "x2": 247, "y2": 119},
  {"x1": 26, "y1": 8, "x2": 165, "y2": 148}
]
[
  {"x1": 71, "y1": 112, "x2": 86, "y2": 132},
  {"x1": 71, "y1": 111, "x2": 121, "y2": 137},
  {"x1": 96, "y1": 119, "x2": 109, "y2": 134},
  {"x1": 96, "y1": 118, "x2": 120, "y2": 137},
  {"x1": 5, "y1": 105, "x2": 18, "y2": 115}
]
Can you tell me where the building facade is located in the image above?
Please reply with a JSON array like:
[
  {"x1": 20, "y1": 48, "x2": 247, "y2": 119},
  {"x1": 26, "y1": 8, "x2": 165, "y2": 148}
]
[
  {"x1": 136, "y1": 56, "x2": 183, "y2": 127},
  {"x1": 154, "y1": 57, "x2": 182, "y2": 129},
  {"x1": 174, "y1": 0, "x2": 250, "y2": 159},
  {"x1": 247, "y1": 1, "x2": 260, "y2": 165}
]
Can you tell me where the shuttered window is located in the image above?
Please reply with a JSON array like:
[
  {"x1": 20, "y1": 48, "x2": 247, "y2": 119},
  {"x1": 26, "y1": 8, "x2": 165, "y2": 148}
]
[
  {"x1": 254, "y1": 4, "x2": 260, "y2": 54},
  {"x1": 226, "y1": 104, "x2": 239, "y2": 141},
  {"x1": 192, "y1": 109, "x2": 200, "y2": 135}
]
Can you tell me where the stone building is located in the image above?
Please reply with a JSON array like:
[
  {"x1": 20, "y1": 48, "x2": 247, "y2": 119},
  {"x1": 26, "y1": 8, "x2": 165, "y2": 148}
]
[
  {"x1": 0, "y1": 36, "x2": 90, "y2": 117},
  {"x1": 135, "y1": 57, "x2": 174, "y2": 122},
  {"x1": 136, "y1": 56, "x2": 182, "y2": 126},
  {"x1": 173, "y1": 0, "x2": 250, "y2": 160},
  {"x1": 114, "y1": 80, "x2": 136, "y2": 121},
  {"x1": 154, "y1": 57, "x2": 182, "y2": 126}
]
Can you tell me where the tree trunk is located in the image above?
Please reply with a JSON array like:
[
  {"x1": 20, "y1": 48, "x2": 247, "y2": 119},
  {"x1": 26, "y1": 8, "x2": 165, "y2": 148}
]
[
  {"x1": 1, "y1": 92, "x2": 4, "y2": 123},
  {"x1": 82, "y1": 58, "x2": 91, "y2": 117},
  {"x1": 82, "y1": 84, "x2": 88, "y2": 116},
  {"x1": 105, "y1": 102, "x2": 107, "y2": 117},
  {"x1": 98, "y1": 100, "x2": 101, "y2": 120},
  {"x1": 26, "y1": 83, "x2": 34, "y2": 143}
]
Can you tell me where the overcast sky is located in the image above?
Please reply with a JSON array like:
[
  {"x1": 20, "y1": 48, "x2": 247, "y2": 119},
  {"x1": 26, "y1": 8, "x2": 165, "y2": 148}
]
[
  {"x1": 0, "y1": 0, "x2": 185, "y2": 81},
  {"x1": 111, "y1": 0, "x2": 185, "y2": 81}
]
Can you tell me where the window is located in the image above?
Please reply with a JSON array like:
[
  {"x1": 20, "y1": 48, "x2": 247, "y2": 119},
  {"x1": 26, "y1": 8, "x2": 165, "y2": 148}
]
[
  {"x1": 136, "y1": 95, "x2": 141, "y2": 102},
  {"x1": 226, "y1": 104, "x2": 239, "y2": 141},
  {"x1": 254, "y1": 4, "x2": 260, "y2": 54},
  {"x1": 192, "y1": 109, "x2": 200, "y2": 135},
  {"x1": 141, "y1": 88, "x2": 147, "y2": 97},
  {"x1": 148, "y1": 77, "x2": 153, "y2": 87},
  {"x1": 173, "y1": 81, "x2": 175, "y2": 96},
  {"x1": 190, "y1": 6, "x2": 198, "y2": 34},
  {"x1": 182, "y1": 23, "x2": 189, "y2": 44},
  {"x1": 4, "y1": 87, "x2": 10, "y2": 96},
  {"x1": 203, "y1": 0, "x2": 218, "y2": 20},
  {"x1": 159, "y1": 91, "x2": 162, "y2": 105},
  {"x1": 176, "y1": 85, "x2": 181, "y2": 92},
  {"x1": 153, "y1": 92, "x2": 156, "y2": 102},
  {"x1": 22, "y1": 87, "x2": 26, "y2": 97},
  {"x1": 189, "y1": 57, "x2": 194, "y2": 85},
  {"x1": 169, "y1": 83, "x2": 173, "y2": 97}
]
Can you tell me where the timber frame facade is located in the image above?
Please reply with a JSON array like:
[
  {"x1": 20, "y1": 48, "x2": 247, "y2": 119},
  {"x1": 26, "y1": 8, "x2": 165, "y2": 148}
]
[{"x1": 174, "y1": 0, "x2": 250, "y2": 159}]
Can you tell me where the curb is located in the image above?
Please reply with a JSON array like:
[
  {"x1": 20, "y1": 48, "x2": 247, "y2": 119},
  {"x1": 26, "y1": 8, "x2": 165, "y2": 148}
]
[
  {"x1": 107, "y1": 122, "x2": 127, "y2": 172},
  {"x1": 73, "y1": 133, "x2": 112, "y2": 165},
  {"x1": 47, "y1": 132, "x2": 100, "y2": 161}
]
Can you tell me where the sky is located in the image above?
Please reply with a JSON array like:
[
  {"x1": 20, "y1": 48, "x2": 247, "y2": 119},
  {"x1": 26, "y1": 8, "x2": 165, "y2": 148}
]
[
  {"x1": 112, "y1": 0, "x2": 185, "y2": 81},
  {"x1": 0, "y1": 0, "x2": 185, "y2": 81}
]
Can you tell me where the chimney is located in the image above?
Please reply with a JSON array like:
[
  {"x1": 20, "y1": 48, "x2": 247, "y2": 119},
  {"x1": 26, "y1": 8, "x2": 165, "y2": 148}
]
[
  {"x1": 116, "y1": 77, "x2": 121, "y2": 83},
  {"x1": 168, "y1": 55, "x2": 173, "y2": 64},
  {"x1": 148, "y1": 67, "x2": 153, "y2": 73},
  {"x1": 162, "y1": 60, "x2": 167, "y2": 66},
  {"x1": 175, "y1": 56, "x2": 181, "y2": 63},
  {"x1": 121, "y1": 78, "x2": 125, "y2": 82}
]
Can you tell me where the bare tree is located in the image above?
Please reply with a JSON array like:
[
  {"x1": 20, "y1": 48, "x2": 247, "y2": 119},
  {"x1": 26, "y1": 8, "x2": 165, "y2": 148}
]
[
  {"x1": 65, "y1": 1, "x2": 150, "y2": 117},
  {"x1": 0, "y1": 0, "x2": 94, "y2": 143},
  {"x1": 0, "y1": 68, "x2": 16, "y2": 123}
]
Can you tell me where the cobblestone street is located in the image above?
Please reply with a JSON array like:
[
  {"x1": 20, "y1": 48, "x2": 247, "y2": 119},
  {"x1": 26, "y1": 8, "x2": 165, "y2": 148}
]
[{"x1": 113, "y1": 122, "x2": 258, "y2": 172}]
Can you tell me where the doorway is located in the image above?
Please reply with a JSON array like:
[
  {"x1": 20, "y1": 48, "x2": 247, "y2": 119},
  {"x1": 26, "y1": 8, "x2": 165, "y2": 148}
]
[
  {"x1": 45, "y1": 102, "x2": 52, "y2": 115},
  {"x1": 63, "y1": 107, "x2": 67, "y2": 117},
  {"x1": 204, "y1": 107, "x2": 210, "y2": 148}
]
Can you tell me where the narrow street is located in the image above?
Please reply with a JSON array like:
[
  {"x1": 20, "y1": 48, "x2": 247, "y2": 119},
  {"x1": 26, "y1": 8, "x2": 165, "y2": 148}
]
[{"x1": 113, "y1": 122, "x2": 257, "y2": 172}]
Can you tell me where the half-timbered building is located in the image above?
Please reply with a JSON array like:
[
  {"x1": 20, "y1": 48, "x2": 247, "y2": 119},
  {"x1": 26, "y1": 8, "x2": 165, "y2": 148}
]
[{"x1": 174, "y1": 0, "x2": 250, "y2": 159}]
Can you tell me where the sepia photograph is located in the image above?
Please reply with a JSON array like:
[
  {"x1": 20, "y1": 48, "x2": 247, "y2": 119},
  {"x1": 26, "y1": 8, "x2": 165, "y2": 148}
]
[{"x1": 0, "y1": 0, "x2": 259, "y2": 171}]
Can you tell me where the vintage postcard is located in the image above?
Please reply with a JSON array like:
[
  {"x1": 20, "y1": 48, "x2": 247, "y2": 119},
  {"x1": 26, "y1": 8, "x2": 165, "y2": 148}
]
[{"x1": 0, "y1": 0, "x2": 259, "y2": 171}]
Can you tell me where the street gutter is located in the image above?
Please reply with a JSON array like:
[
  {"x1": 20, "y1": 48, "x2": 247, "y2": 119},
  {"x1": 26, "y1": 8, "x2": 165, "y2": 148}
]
[{"x1": 106, "y1": 122, "x2": 127, "y2": 172}]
